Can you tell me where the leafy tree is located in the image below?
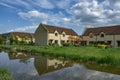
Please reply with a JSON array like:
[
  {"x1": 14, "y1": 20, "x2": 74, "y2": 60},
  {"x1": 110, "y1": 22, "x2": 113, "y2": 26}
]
[
  {"x1": 0, "y1": 35, "x2": 4, "y2": 44},
  {"x1": 13, "y1": 37, "x2": 19, "y2": 45}
]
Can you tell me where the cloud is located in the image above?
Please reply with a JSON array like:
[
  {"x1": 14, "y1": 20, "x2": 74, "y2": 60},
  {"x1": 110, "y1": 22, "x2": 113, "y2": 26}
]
[
  {"x1": 32, "y1": 0, "x2": 54, "y2": 9},
  {"x1": 62, "y1": 18, "x2": 71, "y2": 22},
  {"x1": 70, "y1": 0, "x2": 120, "y2": 27},
  {"x1": 18, "y1": 10, "x2": 70, "y2": 28},
  {"x1": 0, "y1": 0, "x2": 54, "y2": 10},
  {"x1": 2, "y1": 0, "x2": 120, "y2": 34},
  {"x1": 7, "y1": 25, "x2": 38, "y2": 33},
  {"x1": 54, "y1": 0, "x2": 72, "y2": 9},
  {"x1": 18, "y1": 10, "x2": 48, "y2": 20},
  {"x1": 0, "y1": 2, "x2": 16, "y2": 9},
  {"x1": 0, "y1": 0, "x2": 31, "y2": 10},
  {"x1": 109, "y1": 0, "x2": 120, "y2": 10}
]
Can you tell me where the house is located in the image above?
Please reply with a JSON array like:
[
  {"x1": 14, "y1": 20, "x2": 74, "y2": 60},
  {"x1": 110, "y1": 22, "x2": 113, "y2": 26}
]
[
  {"x1": 35, "y1": 23, "x2": 79, "y2": 46},
  {"x1": 34, "y1": 55, "x2": 74, "y2": 75},
  {"x1": 82, "y1": 25, "x2": 120, "y2": 47},
  {"x1": 2, "y1": 32, "x2": 35, "y2": 45}
]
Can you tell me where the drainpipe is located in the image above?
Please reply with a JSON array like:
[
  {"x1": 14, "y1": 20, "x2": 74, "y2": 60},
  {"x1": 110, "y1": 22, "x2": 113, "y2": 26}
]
[{"x1": 113, "y1": 35, "x2": 115, "y2": 47}]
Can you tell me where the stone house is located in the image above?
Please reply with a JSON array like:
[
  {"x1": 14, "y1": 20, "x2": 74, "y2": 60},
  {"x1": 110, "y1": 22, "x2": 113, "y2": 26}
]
[
  {"x1": 2, "y1": 32, "x2": 35, "y2": 44},
  {"x1": 82, "y1": 25, "x2": 120, "y2": 47},
  {"x1": 34, "y1": 56, "x2": 74, "y2": 75},
  {"x1": 35, "y1": 23, "x2": 79, "y2": 46}
]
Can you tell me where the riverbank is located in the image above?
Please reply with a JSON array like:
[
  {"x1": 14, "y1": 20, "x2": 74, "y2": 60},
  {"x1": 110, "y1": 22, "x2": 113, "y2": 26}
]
[
  {"x1": 0, "y1": 67, "x2": 13, "y2": 80},
  {"x1": 0, "y1": 45, "x2": 120, "y2": 65}
]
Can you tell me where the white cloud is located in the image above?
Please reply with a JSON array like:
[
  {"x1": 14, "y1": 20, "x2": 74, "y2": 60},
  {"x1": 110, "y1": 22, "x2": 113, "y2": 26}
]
[
  {"x1": 18, "y1": 10, "x2": 48, "y2": 20},
  {"x1": 0, "y1": 0, "x2": 31, "y2": 10},
  {"x1": 0, "y1": 2, "x2": 16, "y2": 9},
  {"x1": 32, "y1": 0, "x2": 54, "y2": 9},
  {"x1": 109, "y1": 0, "x2": 120, "y2": 10},
  {"x1": 0, "y1": 0, "x2": 55, "y2": 10},
  {"x1": 7, "y1": 25, "x2": 37, "y2": 33},
  {"x1": 2, "y1": 0, "x2": 120, "y2": 34},
  {"x1": 70, "y1": 0, "x2": 120, "y2": 27},
  {"x1": 63, "y1": 18, "x2": 71, "y2": 22},
  {"x1": 55, "y1": 0, "x2": 71, "y2": 9}
]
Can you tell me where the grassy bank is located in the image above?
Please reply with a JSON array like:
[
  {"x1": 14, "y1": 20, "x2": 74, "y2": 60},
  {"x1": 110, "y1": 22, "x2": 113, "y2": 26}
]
[
  {"x1": 0, "y1": 45, "x2": 120, "y2": 65},
  {"x1": 0, "y1": 67, "x2": 13, "y2": 80}
]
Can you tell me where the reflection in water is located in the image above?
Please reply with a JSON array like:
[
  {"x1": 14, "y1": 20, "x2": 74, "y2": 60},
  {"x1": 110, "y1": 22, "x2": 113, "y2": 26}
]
[
  {"x1": 0, "y1": 51, "x2": 120, "y2": 80},
  {"x1": 34, "y1": 56, "x2": 74, "y2": 75},
  {"x1": 39, "y1": 64, "x2": 120, "y2": 80}
]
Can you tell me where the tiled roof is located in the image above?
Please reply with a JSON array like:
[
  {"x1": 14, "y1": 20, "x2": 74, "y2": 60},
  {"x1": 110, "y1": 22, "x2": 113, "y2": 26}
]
[
  {"x1": 41, "y1": 23, "x2": 78, "y2": 36},
  {"x1": 82, "y1": 25, "x2": 120, "y2": 36},
  {"x1": 11, "y1": 32, "x2": 34, "y2": 38}
]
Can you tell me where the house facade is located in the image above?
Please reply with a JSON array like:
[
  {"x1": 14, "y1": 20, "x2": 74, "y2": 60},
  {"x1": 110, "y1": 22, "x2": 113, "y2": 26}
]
[
  {"x1": 34, "y1": 55, "x2": 74, "y2": 75},
  {"x1": 82, "y1": 25, "x2": 120, "y2": 47},
  {"x1": 35, "y1": 23, "x2": 79, "y2": 46},
  {"x1": 2, "y1": 32, "x2": 35, "y2": 44}
]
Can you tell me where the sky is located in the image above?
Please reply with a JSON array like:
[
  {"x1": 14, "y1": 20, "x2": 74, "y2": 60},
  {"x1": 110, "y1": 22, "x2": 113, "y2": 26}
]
[{"x1": 0, "y1": 0, "x2": 120, "y2": 35}]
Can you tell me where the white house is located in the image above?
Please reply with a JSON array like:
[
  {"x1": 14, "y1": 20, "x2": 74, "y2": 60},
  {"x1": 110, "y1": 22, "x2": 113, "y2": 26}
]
[
  {"x1": 82, "y1": 25, "x2": 120, "y2": 47},
  {"x1": 35, "y1": 23, "x2": 79, "y2": 46}
]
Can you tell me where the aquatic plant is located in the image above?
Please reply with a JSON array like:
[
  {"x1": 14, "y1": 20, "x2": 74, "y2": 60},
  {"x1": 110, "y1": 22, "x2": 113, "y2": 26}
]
[
  {"x1": 0, "y1": 67, "x2": 13, "y2": 80},
  {"x1": 0, "y1": 45, "x2": 120, "y2": 65}
]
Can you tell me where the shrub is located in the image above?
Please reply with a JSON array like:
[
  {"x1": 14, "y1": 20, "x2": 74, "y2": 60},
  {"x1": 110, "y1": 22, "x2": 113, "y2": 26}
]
[
  {"x1": 97, "y1": 44, "x2": 112, "y2": 49},
  {"x1": 0, "y1": 67, "x2": 13, "y2": 80},
  {"x1": 62, "y1": 43, "x2": 70, "y2": 47}
]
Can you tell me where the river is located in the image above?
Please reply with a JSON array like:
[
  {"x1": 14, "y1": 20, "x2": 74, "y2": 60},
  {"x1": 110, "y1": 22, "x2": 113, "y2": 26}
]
[{"x1": 0, "y1": 51, "x2": 120, "y2": 80}]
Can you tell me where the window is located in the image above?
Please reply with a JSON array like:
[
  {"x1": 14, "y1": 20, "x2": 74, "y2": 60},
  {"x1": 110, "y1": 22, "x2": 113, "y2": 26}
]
[
  {"x1": 55, "y1": 40, "x2": 58, "y2": 44},
  {"x1": 63, "y1": 34, "x2": 65, "y2": 37},
  {"x1": 89, "y1": 33, "x2": 93, "y2": 38},
  {"x1": 100, "y1": 32, "x2": 105, "y2": 37},
  {"x1": 117, "y1": 41, "x2": 120, "y2": 47},
  {"x1": 107, "y1": 41, "x2": 111, "y2": 45},
  {"x1": 55, "y1": 33, "x2": 58, "y2": 36},
  {"x1": 61, "y1": 40, "x2": 65, "y2": 44},
  {"x1": 49, "y1": 39, "x2": 53, "y2": 45},
  {"x1": 67, "y1": 40, "x2": 69, "y2": 43},
  {"x1": 100, "y1": 34, "x2": 104, "y2": 37}
]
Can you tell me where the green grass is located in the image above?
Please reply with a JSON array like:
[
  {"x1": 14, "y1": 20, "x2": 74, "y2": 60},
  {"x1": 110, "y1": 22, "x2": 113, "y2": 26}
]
[
  {"x1": 0, "y1": 45, "x2": 120, "y2": 65},
  {"x1": 0, "y1": 67, "x2": 13, "y2": 80}
]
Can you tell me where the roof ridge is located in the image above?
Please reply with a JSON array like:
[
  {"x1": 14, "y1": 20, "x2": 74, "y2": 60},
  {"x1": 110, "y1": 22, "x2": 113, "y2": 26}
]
[
  {"x1": 83, "y1": 25, "x2": 120, "y2": 36},
  {"x1": 41, "y1": 23, "x2": 72, "y2": 30},
  {"x1": 40, "y1": 23, "x2": 78, "y2": 36},
  {"x1": 87, "y1": 25, "x2": 120, "y2": 29}
]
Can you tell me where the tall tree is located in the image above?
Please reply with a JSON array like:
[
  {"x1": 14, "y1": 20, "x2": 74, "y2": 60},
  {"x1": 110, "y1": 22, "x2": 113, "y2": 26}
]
[{"x1": 0, "y1": 35, "x2": 4, "y2": 44}]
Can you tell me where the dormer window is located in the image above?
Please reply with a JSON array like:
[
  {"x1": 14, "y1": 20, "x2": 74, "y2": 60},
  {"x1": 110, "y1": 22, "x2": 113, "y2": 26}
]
[
  {"x1": 62, "y1": 31, "x2": 66, "y2": 37},
  {"x1": 55, "y1": 33, "x2": 58, "y2": 36},
  {"x1": 63, "y1": 34, "x2": 65, "y2": 37},
  {"x1": 101, "y1": 34, "x2": 104, "y2": 37},
  {"x1": 100, "y1": 32, "x2": 105, "y2": 37},
  {"x1": 89, "y1": 33, "x2": 93, "y2": 38}
]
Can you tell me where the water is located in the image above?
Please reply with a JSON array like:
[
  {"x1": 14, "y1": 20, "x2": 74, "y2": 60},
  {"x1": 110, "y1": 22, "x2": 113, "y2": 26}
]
[{"x1": 0, "y1": 51, "x2": 120, "y2": 80}]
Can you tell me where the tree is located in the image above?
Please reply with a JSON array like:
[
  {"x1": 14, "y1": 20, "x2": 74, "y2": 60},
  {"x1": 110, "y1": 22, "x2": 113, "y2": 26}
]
[
  {"x1": 13, "y1": 37, "x2": 19, "y2": 45},
  {"x1": 0, "y1": 35, "x2": 4, "y2": 44}
]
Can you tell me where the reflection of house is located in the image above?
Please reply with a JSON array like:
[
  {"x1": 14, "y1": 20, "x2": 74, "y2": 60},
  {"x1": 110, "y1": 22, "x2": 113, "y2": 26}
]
[
  {"x1": 34, "y1": 56, "x2": 74, "y2": 75},
  {"x1": 2, "y1": 32, "x2": 35, "y2": 44},
  {"x1": 82, "y1": 25, "x2": 120, "y2": 47},
  {"x1": 8, "y1": 52, "x2": 32, "y2": 60},
  {"x1": 35, "y1": 23, "x2": 78, "y2": 46}
]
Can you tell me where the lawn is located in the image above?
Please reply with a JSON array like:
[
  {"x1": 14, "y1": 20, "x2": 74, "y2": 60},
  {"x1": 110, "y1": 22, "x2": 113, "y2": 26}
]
[
  {"x1": 0, "y1": 45, "x2": 120, "y2": 65},
  {"x1": 0, "y1": 67, "x2": 13, "y2": 80}
]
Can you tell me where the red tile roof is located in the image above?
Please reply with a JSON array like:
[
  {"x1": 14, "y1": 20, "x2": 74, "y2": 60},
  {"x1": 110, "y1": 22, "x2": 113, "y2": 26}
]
[
  {"x1": 11, "y1": 32, "x2": 34, "y2": 38},
  {"x1": 41, "y1": 23, "x2": 78, "y2": 36},
  {"x1": 82, "y1": 25, "x2": 120, "y2": 36}
]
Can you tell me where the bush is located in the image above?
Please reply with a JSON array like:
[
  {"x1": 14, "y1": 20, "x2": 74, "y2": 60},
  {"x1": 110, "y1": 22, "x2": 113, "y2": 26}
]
[
  {"x1": 62, "y1": 43, "x2": 70, "y2": 47},
  {"x1": 0, "y1": 67, "x2": 13, "y2": 80},
  {"x1": 73, "y1": 43, "x2": 80, "y2": 47},
  {"x1": 97, "y1": 44, "x2": 112, "y2": 49}
]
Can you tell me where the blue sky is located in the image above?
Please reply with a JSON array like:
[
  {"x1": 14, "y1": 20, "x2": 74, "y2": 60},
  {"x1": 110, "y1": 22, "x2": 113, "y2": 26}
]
[{"x1": 0, "y1": 0, "x2": 120, "y2": 35}]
